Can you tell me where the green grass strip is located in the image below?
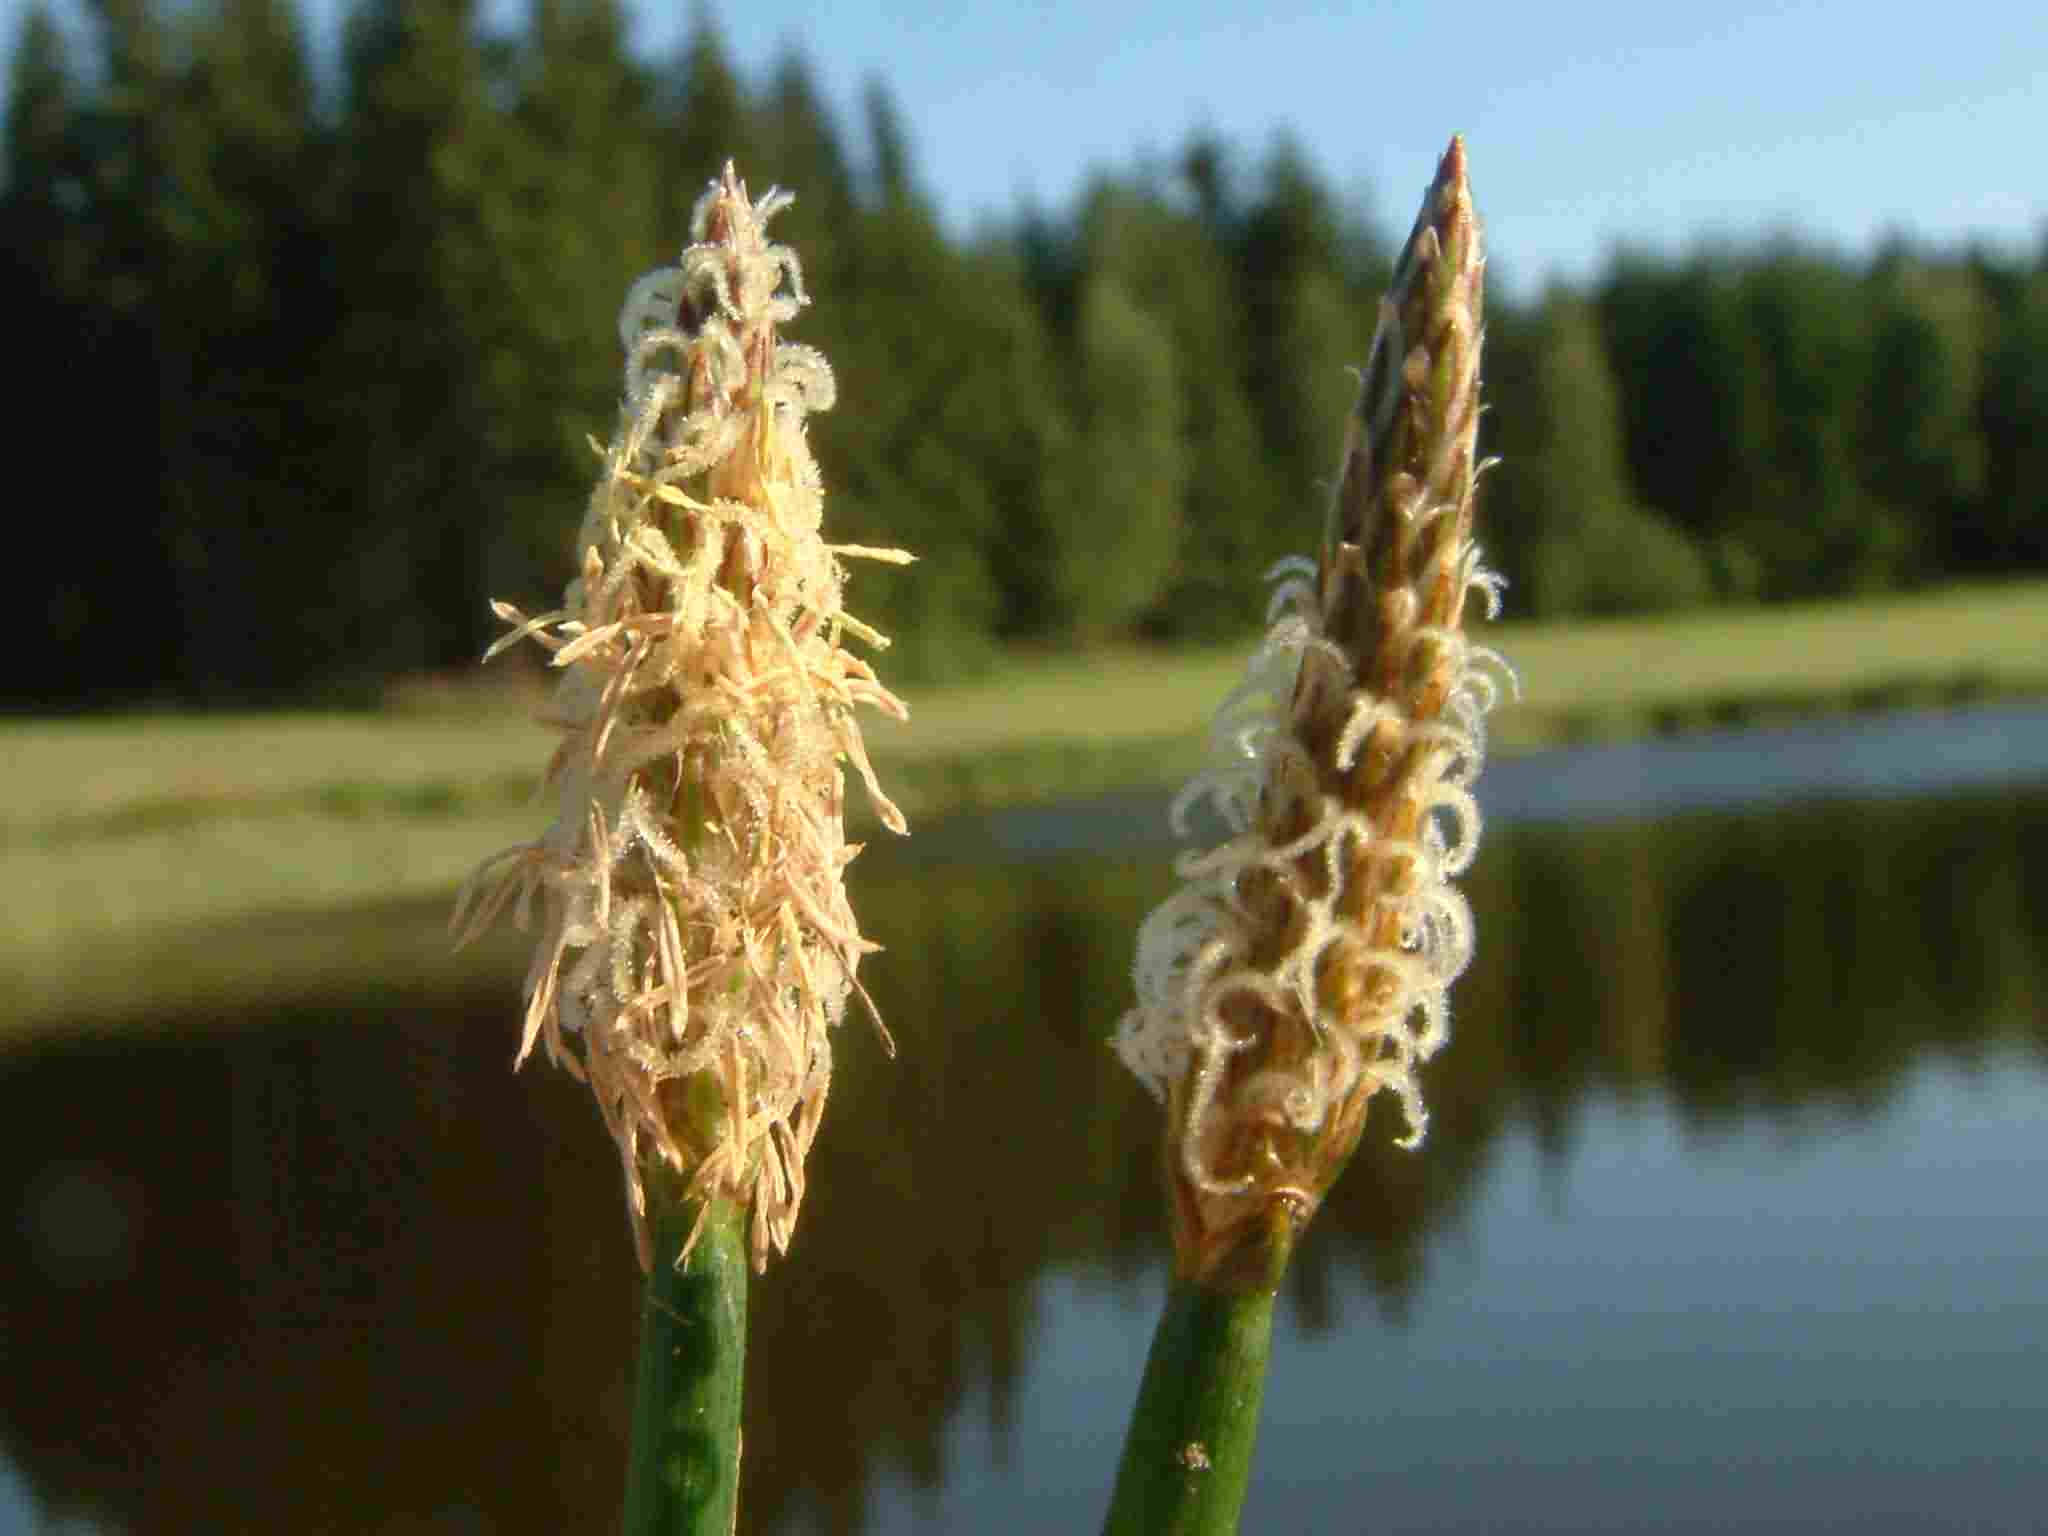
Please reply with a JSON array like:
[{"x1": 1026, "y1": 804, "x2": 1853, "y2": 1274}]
[{"x1": 623, "y1": 1177, "x2": 748, "y2": 1536}]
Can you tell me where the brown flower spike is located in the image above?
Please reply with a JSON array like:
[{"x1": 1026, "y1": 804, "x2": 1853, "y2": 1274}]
[
  {"x1": 1116, "y1": 138, "x2": 1510, "y2": 1285},
  {"x1": 454, "y1": 165, "x2": 911, "y2": 1272}
]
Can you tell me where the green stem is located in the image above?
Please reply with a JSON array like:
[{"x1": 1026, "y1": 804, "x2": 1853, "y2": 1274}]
[
  {"x1": 1101, "y1": 1271, "x2": 1281, "y2": 1536},
  {"x1": 623, "y1": 1175, "x2": 748, "y2": 1536}
]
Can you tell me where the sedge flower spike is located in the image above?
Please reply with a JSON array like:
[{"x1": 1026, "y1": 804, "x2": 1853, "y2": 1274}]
[
  {"x1": 454, "y1": 164, "x2": 912, "y2": 1273},
  {"x1": 1115, "y1": 137, "x2": 1511, "y2": 1284}
]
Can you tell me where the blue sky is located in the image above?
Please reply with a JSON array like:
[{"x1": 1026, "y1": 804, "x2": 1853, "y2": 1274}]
[{"x1": 12, "y1": 0, "x2": 2044, "y2": 297}]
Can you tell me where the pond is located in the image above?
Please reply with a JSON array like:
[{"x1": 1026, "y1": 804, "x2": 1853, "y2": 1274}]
[{"x1": 5, "y1": 708, "x2": 2047, "y2": 1534}]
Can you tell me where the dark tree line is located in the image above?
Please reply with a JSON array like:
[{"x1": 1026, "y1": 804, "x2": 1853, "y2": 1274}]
[{"x1": 6, "y1": 0, "x2": 2045, "y2": 708}]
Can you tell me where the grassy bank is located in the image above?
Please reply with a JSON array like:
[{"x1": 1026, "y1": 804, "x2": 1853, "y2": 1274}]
[
  {"x1": 16, "y1": 580, "x2": 2048, "y2": 827},
  {"x1": 6, "y1": 581, "x2": 2045, "y2": 1038}
]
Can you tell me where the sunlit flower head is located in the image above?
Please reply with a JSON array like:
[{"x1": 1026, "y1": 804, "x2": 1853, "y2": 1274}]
[
  {"x1": 1115, "y1": 138, "x2": 1513, "y2": 1284},
  {"x1": 454, "y1": 164, "x2": 912, "y2": 1272}
]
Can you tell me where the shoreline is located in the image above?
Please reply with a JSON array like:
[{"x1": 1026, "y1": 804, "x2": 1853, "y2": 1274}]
[
  {"x1": 6, "y1": 582, "x2": 2046, "y2": 1041},
  {"x1": 6, "y1": 700, "x2": 2046, "y2": 1046}
]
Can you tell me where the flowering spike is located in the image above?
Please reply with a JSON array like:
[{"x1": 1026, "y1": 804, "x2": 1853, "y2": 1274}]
[
  {"x1": 1115, "y1": 138, "x2": 1505, "y2": 1285},
  {"x1": 455, "y1": 163, "x2": 910, "y2": 1272}
]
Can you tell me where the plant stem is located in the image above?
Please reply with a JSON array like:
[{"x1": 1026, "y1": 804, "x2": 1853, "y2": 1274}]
[
  {"x1": 1101, "y1": 1260, "x2": 1284, "y2": 1536},
  {"x1": 623, "y1": 1173, "x2": 748, "y2": 1536}
]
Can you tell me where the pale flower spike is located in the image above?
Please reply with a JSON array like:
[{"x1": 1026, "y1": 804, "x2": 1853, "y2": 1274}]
[
  {"x1": 1115, "y1": 137, "x2": 1511, "y2": 1285},
  {"x1": 453, "y1": 164, "x2": 911, "y2": 1273}
]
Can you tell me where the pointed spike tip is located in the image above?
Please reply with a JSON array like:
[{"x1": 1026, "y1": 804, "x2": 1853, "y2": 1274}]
[
  {"x1": 1440, "y1": 134, "x2": 1466, "y2": 187},
  {"x1": 1432, "y1": 136, "x2": 1474, "y2": 237}
]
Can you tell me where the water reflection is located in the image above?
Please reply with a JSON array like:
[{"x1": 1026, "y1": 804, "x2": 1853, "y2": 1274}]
[{"x1": 2, "y1": 785, "x2": 2044, "y2": 1532}]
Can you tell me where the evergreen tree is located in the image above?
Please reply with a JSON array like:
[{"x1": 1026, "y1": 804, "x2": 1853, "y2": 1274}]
[
  {"x1": 654, "y1": 5, "x2": 749, "y2": 237},
  {"x1": 759, "y1": 53, "x2": 854, "y2": 204},
  {"x1": 1471, "y1": 292, "x2": 1542, "y2": 601},
  {"x1": 1230, "y1": 142, "x2": 1378, "y2": 559},
  {"x1": 816, "y1": 197, "x2": 1058, "y2": 676},
  {"x1": 1596, "y1": 255, "x2": 1772, "y2": 595},
  {"x1": 1052, "y1": 267, "x2": 1184, "y2": 638},
  {"x1": 4, "y1": 8, "x2": 85, "y2": 270},
  {"x1": 752, "y1": 52, "x2": 858, "y2": 302},
  {"x1": 1057, "y1": 172, "x2": 1266, "y2": 640},
  {"x1": 57, "y1": 0, "x2": 188, "y2": 696},
  {"x1": 489, "y1": 0, "x2": 663, "y2": 612},
  {"x1": 1974, "y1": 270, "x2": 2048, "y2": 572},
  {"x1": 1736, "y1": 250, "x2": 1876, "y2": 597},
  {"x1": 1856, "y1": 259, "x2": 1991, "y2": 586},
  {"x1": 5, "y1": 7, "x2": 112, "y2": 700},
  {"x1": 1493, "y1": 295, "x2": 1711, "y2": 616},
  {"x1": 1179, "y1": 131, "x2": 1232, "y2": 238},
  {"x1": 326, "y1": 0, "x2": 508, "y2": 676},
  {"x1": 862, "y1": 75, "x2": 913, "y2": 208},
  {"x1": 154, "y1": 0, "x2": 336, "y2": 694}
]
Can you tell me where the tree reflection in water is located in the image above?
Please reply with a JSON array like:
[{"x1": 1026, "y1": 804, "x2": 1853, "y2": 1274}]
[{"x1": 2, "y1": 786, "x2": 2043, "y2": 1532}]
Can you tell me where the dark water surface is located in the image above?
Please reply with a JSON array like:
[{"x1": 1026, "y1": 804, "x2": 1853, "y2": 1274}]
[{"x1": 5, "y1": 722, "x2": 2048, "y2": 1533}]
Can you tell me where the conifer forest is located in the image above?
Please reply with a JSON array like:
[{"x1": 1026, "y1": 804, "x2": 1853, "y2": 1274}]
[{"x1": 6, "y1": 0, "x2": 2045, "y2": 707}]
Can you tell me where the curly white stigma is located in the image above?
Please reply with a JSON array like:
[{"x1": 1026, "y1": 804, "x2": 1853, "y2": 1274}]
[{"x1": 1117, "y1": 554, "x2": 1512, "y2": 1161}]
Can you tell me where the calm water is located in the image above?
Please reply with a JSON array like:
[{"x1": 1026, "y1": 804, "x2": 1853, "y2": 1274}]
[{"x1": 5, "y1": 711, "x2": 2048, "y2": 1534}]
